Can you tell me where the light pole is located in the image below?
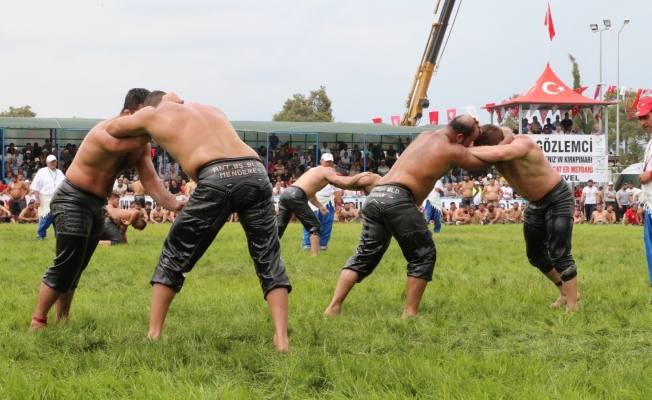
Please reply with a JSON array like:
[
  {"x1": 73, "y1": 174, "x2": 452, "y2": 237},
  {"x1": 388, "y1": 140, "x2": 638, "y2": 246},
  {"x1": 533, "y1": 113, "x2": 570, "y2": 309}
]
[
  {"x1": 591, "y1": 21, "x2": 610, "y2": 139},
  {"x1": 616, "y1": 19, "x2": 630, "y2": 156}
]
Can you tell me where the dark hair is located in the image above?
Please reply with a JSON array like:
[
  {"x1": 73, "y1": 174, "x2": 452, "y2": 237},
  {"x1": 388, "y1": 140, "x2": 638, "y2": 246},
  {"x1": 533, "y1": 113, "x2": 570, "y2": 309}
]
[
  {"x1": 143, "y1": 91, "x2": 166, "y2": 107},
  {"x1": 122, "y1": 88, "x2": 151, "y2": 114},
  {"x1": 449, "y1": 116, "x2": 477, "y2": 139},
  {"x1": 110, "y1": 193, "x2": 120, "y2": 200},
  {"x1": 146, "y1": 201, "x2": 152, "y2": 207},
  {"x1": 474, "y1": 124, "x2": 503, "y2": 147}
]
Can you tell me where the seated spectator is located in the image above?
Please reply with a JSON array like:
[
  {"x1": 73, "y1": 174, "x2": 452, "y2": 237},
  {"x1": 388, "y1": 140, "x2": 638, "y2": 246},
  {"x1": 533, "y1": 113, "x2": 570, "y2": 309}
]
[
  {"x1": 554, "y1": 126, "x2": 563, "y2": 134},
  {"x1": 589, "y1": 203, "x2": 610, "y2": 224},
  {"x1": 525, "y1": 124, "x2": 534, "y2": 135},
  {"x1": 452, "y1": 204, "x2": 472, "y2": 225},
  {"x1": 280, "y1": 167, "x2": 291, "y2": 182},
  {"x1": 484, "y1": 203, "x2": 504, "y2": 225},
  {"x1": 553, "y1": 115, "x2": 562, "y2": 128},
  {"x1": 543, "y1": 118, "x2": 555, "y2": 131},
  {"x1": 561, "y1": 112, "x2": 573, "y2": 132},
  {"x1": 377, "y1": 160, "x2": 390, "y2": 176},
  {"x1": 590, "y1": 124, "x2": 602, "y2": 135},
  {"x1": 572, "y1": 126, "x2": 582, "y2": 134},
  {"x1": 385, "y1": 144, "x2": 398, "y2": 168},
  {"x1": 530, "y1": 116, "x2": 542, "y2": 133},
  {"x1": 504, "y1": 202, "x2": 522, "y2": 223},
  {"x1": 340, "y1": 152, "x2": 351, "y2": 169},
  {"x1": 19, "y1": 200, "x2": 38, "y2": 223},
  {"x1": 623, "y1": 203, "x2": 642, "y2": 226},
  {"x1": 351, "y1": 144, "x2": 362, "y2": 159},
  {"x1": 274, "y1": 159, "x2": 285, "y2": 175},
  {"x1": 169, "y1": 179, "x2": 181, "y2": 195},
  {"x1": 272, "y1": 181, "x2": 284, "y2": 196},
  {"x1": 573, "y1": 206, "x2": 584, "y2": 224},
  {"x1": 543, "y1": 125, "x2": 552, "y2": 135}
]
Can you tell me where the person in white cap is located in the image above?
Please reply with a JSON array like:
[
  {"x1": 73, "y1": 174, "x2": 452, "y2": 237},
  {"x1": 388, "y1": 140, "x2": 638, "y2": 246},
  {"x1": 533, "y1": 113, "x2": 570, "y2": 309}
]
[
  {"x1": 31, "y1": 154, "x2": 66, "y2": 240},
  {"x1": 634, "y1": 97, "x2": 652, "y2": 284}
]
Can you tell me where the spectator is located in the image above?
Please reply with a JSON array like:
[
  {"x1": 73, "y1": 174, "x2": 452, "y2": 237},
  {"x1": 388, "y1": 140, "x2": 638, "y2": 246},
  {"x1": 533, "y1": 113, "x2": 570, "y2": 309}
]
[
  {"x1": 553, "y1": 115, "x2": 562, "y2": 129},
  {"x1": 3, "y1": 174, "x2": 29, "y2": 223},
  {"x1": 530, "y1": 116, "x2": 542, "y2": 134},
  {"x1": 385, "y1": 144, "x2": 398, "y2": 168},
  {"x1": 589, "y1": 203, "x2": 610, "y2": 224},
  {"x1": 572, "y1": 126, "x2": 582, "y2": 134},
  {"x1": 623, "y1": 203, "x2": 642, "y2": 226},
  {"x1": 561, "y1": 112, "x2": 573, "y2": 133},
  {"x1": 525, "y1": 124, "x2": 534, "y2": 135},
  {"x1": 521, "y1": 118, "x2": 529, "y2": 133},
  {"x1": 504, "y1": 202, "x2": 522, "y2": 223},
  {"x1": 501, "y1": 181, "x2": 514, "y2": 200},
  {"x1": 443, "y1": 182, "x2": 458, "y2": 197},
  {"x1": 340, "y1": 152, "x2": 351, "y2": 170},
  {"x1": 351, "y1": 144, "x2": 362, "y2": 159},
  {"x1": 573, "y1": 205, "x2": 584, "y2": 224},
  {"x1": 605, "y1": 182, "x2": 618, "y2": 220},
  {"x1": 18, "y1": 200, "x2": 39, "y2": 223},
  {"x1": 605, "y1": 204, "x2": 617, "y2": 224},
  {"x1": 269, "y1": 133, "x2": 279, "y2": 150},
  {"x1": 443, "y1": 172, "x2": 457, "y2": 183},
  {"x1": 616, "y1": 183, "x2": 631, "y2": 219},
  {"x1": 377, "y1": 160, "x2": 390, "y2": 176},
  {"x1": 272, "y1": 181, "x2": 284, "y2": 196},
  {"x1": 581, "y1": 179, "x2": 598, "y2": 221},
  {"x1": 626, "y1": 182, "x2": 638, "y2": 204},
  {"x1": 554, "y1": 126, "x2": 563, "y2": 134},
  {"x1": 168, "y1": 179, "x2": 181, "y2": 195},
  {"x1": 590, "y1": 124, "x2": 602, "y2": 135},
  {"x1": 543, "y1": 118, "x2": 555, "y2": 131}
]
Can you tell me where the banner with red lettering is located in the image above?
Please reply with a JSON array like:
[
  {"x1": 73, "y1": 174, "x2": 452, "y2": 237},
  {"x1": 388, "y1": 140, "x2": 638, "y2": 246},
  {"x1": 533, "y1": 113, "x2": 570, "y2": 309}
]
[{"x1": 530, "y1": 135, "x2": 607, "y2": 182}]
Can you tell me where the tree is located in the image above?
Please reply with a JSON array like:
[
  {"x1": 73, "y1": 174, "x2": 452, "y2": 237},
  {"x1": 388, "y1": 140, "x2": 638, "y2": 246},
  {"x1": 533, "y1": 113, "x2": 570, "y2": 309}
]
[
  {"x1": 0, "y1": 105, "x2": 36, "y2": 117},
  {"x1": 273, "y1": 86, "x2": 334, "y2": 122},
  {"x1": 567, "y1": 54, "x2": 594, "y2": 135},
  {"x1": 605, "y1": 91, "x2": 647, "y2": 165}
]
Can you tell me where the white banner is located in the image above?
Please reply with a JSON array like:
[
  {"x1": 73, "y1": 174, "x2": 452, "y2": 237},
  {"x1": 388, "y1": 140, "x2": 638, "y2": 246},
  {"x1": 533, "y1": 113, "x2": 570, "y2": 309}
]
[{"x1": 529, "y1": 135, "x2": 608, "y2": 182}]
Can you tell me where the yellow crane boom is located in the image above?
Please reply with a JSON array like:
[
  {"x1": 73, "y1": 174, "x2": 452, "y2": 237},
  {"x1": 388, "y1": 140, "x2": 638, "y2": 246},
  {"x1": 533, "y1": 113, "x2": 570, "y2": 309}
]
[{"x1": 401, "y1": 0, "x2": 457, "y2": 126}]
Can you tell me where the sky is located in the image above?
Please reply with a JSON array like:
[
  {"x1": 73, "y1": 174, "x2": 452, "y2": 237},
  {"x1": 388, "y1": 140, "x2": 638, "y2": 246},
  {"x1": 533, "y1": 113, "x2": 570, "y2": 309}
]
[{"x1": 0, "y1": 0, "x2": 649, "y2": 124}]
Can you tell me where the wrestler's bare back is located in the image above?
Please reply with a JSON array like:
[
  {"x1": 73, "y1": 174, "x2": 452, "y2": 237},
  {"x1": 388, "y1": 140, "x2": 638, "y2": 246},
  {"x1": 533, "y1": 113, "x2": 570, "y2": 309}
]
[
  {"x1": 379, "y1": 130, "x2": 481, "y2": 205},
  {"x1": 66, "y1": 117, "x2": 152, "y2": 198},
  {"x1": 132, "y1": 103, "x2": 257, "y2": 182},
  {"x1": 488, "y1": 136, "x2": 562, "y2": 202},
  {"x1": 292, "y1": 167, "x2": 342, "y2": 199}
]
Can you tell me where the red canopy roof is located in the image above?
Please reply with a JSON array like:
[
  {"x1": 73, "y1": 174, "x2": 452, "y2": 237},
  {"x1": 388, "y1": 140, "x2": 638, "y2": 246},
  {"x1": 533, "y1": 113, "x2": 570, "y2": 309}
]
[{"x1": 485, "y1": 64, "x2": 615, "y2": 110}]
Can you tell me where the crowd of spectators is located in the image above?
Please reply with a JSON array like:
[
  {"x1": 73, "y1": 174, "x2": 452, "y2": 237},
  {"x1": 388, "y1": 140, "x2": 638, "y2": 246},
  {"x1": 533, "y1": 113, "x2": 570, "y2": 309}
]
[
  {"x1": 515, "y1": 113, "x2": 602, "y2": 135},
  {"x1": 260, "y1": 136, "x2": 411, "y2": 195}
]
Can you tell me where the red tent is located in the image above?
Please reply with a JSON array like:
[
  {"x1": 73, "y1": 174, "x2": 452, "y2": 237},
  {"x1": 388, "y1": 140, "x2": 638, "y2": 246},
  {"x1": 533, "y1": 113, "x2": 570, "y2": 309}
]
[{"x1": 483, "y1": 63, "x2": 615, "y2": 130}]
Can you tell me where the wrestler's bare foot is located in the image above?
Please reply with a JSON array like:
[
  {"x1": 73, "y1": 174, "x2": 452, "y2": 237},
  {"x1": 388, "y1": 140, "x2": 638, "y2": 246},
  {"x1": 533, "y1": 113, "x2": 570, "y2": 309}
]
[
  {"x1": 550, "y1": 292, "x2": 581, "y2": 309},
  {"x1": 28, "y1": 320, "x2": 47, "y2": 331},
  {"x1": 402, "y1": 310, "x2": 419, "y2": 319},
  {"x1": 323, "y1": 304, "x2": 341, "y2": 316},
  {"x1": 274, "y1": 334, "x2": 290, "y2": 352}
]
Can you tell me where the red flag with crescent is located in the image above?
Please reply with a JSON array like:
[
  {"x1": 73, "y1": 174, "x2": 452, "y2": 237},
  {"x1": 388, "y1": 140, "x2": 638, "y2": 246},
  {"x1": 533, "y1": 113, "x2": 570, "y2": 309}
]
[
  {"x1": 429, "y1": 111, "x2": 439, "y2": 125},
  {"x1": 571, "y1": 105, "x2": 581, "y2": 118},
  {"x1": 544, "y1": 3, "x2": 555, "y2": 41},
  {"x1": 372, "y1": 118, "x2": 382, "y2": 124}
]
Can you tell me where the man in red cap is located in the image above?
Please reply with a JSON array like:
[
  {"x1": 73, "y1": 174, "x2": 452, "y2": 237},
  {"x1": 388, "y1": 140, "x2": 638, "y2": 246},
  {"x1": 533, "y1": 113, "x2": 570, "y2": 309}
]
[{"x1": 635, "y1": 97, "x2": 652, "y2": 284}]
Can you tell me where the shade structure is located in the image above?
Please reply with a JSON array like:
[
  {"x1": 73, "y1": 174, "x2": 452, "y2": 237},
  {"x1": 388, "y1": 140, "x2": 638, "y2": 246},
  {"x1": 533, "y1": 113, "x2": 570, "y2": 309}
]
[{"x1": 483, "y1": 63, "x2": 616, "y2": 111}]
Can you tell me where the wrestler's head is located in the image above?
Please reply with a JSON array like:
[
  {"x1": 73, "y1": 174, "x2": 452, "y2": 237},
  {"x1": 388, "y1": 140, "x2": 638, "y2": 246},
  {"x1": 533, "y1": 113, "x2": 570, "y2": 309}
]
[
  {"x1": 132, "y1": 218, "x2": 147, "y2": 231},
  {"x1": 474, "y1": 124, "x2": 511, "y2": 147},
  {"x1": 121, "y1": 88, "x2": 151, "y2": 115},
  {"x1": 449, "y1": 115, "x2": 481, "y2": 147},
  {"x1": 108, "y1": 193, "x2": 120, "y2": 207},
  {"x1": 143, "y1": 91, "x2": 166, "y2": 107}
]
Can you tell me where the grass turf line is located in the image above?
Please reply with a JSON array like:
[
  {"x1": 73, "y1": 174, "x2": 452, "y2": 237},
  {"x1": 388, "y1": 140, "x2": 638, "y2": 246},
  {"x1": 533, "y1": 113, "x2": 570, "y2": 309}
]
[{"x1": 1, "y1": 222, "x2": 651, "y2": 398}]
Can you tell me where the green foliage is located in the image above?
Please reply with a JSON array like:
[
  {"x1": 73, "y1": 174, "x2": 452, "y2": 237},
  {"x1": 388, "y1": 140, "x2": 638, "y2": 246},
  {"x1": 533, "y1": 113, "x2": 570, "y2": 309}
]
[
  {"x1": 0, "y1": 105, "x2": 36, "y2": 117},
  {"x1": 2, "y1": 223, "x2": 652, "y2": 398},
  {"x1": 568, "y1": 54, "x2": 581, "y2": 89},
  {"x1": 273, "y1": 86, "x2": 334, "y2": 122},
  {"x1": 605, "y1": 92, "x2": 648, "y2": 164}
]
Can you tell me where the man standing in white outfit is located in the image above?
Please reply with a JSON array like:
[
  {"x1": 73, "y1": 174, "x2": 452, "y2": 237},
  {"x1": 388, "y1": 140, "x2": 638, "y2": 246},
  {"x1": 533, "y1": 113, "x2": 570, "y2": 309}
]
[
  {"x1": 31, "y1": 155, "x2": 66, "y2": 241},
  {"x1": 423, "y1": 179, "x2": 444, "y2": 233},
  {"x1": 634, "y1": 98, "x2": 652, "y2": 284},
  {"x1": 581, "y1": 180, "x2": 598, "y2": 222}
]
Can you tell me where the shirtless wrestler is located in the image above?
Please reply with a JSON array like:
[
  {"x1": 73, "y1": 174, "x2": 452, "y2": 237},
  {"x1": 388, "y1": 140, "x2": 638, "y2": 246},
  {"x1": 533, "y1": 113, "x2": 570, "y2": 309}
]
[
  {"x1": 276, "y1": 165, "x2": 371, "y2": 256},
  {"x1": 504, "y1": 202, "x2": 522, "y2": 224},
  {"x1": 589, "y1": 203, "x2": 611, "y2": 225},
  {"x1": 324, "y1": 116, "x2": 488, "y2": 318},
  {"x1": 3, "y1": 174, "x2": 30, "y2": 223},
  {"x1": 18, "y1": 200, "x2": 39, "y2": 223},
  {"x1": 458, "y1": 173, "x2": 475, "y2": 207},
  {"x1": 483, "y1": 177, "x2": 503, "y2": 205},
  {"x1": 106, "y1": 91, "x2": 291, "y2": 351},
  {"x1": 29, "y1": 89, "x2": 184, "y2": 331},
  {"x1": 471, "y1": 126, "x2": 580, "y2": 312}
]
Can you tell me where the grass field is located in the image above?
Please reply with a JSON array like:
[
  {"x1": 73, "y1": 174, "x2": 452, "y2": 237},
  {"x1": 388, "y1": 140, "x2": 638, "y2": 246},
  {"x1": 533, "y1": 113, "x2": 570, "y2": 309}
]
[{"x1": 1, "y1": 221, "x2": 651, "y2": 399}]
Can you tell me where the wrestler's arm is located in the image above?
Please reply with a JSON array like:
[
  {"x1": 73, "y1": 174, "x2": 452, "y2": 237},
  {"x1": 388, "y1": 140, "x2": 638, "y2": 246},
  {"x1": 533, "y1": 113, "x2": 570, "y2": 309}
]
[
  {"x1": 308, "y1": 196, "x2": 328, "y2": 215},
  {"x1": 18, "y1": 208, "x2": 30, "y2": 221},
  {"x1": 326, "y1": 170, "x2": 373, "y2": 190},
  {"x1": 450, "y1": 146, "x2": 492, "y2": 171},
  {"x1": 106, "y1": 107, "x2": 157, "y2": 138},
  {"x1": 589, "y1": 212, "x2": 596, "y2": 224},
  {"x1": 468, "y1": 140, "x2": 532, "y2": 163},
  {"x1": 135, "y1": 146, "x2": 186, "y2": 213},
  {"x1": 149, "y1": 210, "x2": 158, "y2": 224}
]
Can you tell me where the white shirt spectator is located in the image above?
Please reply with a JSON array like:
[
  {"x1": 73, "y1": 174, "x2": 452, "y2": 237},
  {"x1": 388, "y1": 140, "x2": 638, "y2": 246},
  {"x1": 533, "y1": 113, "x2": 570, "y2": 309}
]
[
  {"x1": 502, "y1": 186, "x2": 514, "y2": 200},
  {"x1": 30, "y1": 166, "x2": 65, "y2": 196},
  {"x1": 377, "y1": 163, "x2": 390, "y2": 176},
  {"x1": 425, "y1": 180, "x2": 444, "y2": 209},
  {"x1": 113, "y1": 180, "x2": 129, "y2": 195},
  {"x1": 582, "y1": 185, "x2": 598, "y2": 205}
]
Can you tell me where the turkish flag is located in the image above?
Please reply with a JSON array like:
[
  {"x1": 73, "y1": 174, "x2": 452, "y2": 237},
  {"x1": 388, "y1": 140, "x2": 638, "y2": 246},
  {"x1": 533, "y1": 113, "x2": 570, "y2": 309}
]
[
  {"x1": 629, "y1": 89, "x2": 643, "y2": 118},
  {"x1": 429, "y1": 111, "x2": 439, "y2": 125},
  {"x1": 593, "y1": 84, "x2": 601, "y2": 100},
  {"x1": 544, "y1": 2, "x2": 555, "y2": 41},
  {"x1": 372, "y1": 118, "x2": 382, "y2": 124},
  {"x1": 390, "y1": 115, "x2": 401, "y2": 125},
  {"x1": 512, "y1": 105, "x2": 519, "y2": 119},
  {"x1": 605, "y1": 85, "x2": 617, "y2": 98},
  {"x1": 571, "y1": 105, "x2": 581, "y2": 118},
  {"x1": 573, "y1": 86, "x2": 588, "y2": 94},
  {"x1": 485, "y1": 103, "x2": 496, "y2": 114},
  {"x1": 447, "y1": 108, "x2": 456, "y2": 123}
]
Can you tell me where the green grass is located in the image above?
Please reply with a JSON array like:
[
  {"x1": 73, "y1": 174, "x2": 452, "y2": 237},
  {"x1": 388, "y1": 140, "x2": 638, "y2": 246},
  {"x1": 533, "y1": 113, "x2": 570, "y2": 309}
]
[{"x1": 1, "y1": 222, "x2": 651, "y2": 399}]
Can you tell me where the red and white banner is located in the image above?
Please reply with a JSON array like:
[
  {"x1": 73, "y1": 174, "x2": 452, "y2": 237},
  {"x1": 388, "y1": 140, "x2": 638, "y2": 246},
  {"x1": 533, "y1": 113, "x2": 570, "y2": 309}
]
[
  {"x1": 428, "y1": 111, "x2": 439, "y2": 125},
  {"x1": 530, "y1": 135, "x2": 607, "y2": 182},
  {"x1": 446, "y1": 108, "x2": 456, "y2": 123},
  {"x1": 540, "y1": 109, "x2": 549, "y2": 122},
  {"x1": 466, "y1": 106, "x2": 478, "y2": 119},
  {"x1": 390, "y1": 115, "x2": 400, "y2": 125},
  {"x1": 512, "y1": 105, "x2": 519, "y2": 118}
]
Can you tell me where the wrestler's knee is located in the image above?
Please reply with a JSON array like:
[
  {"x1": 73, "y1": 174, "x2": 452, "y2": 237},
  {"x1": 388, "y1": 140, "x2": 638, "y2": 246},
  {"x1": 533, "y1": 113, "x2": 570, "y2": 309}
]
[
  {"x1": 555, "y1": 263, "x2": 577, "y2": 281},
  {"x1": 527, "y1": 253, "x2": 554, "y2": 274},
  {"x1": 150, "y1": 265, "x2": 185, "y2": 293},
  {"x1": 309, "y1": 226, "x2": 321, "y2": 236},
  {"x1": 42, "y1": 272, "x2": 75, "y2": 294}
]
